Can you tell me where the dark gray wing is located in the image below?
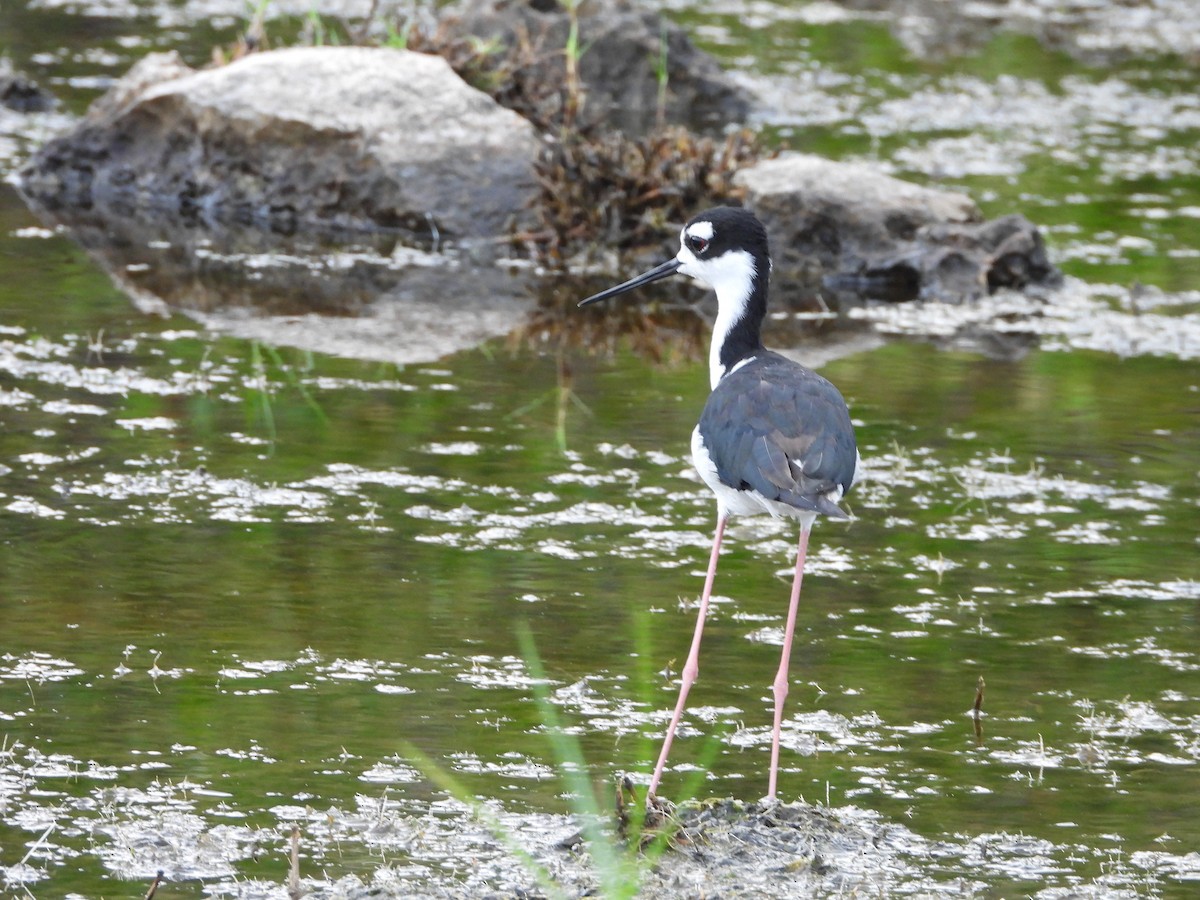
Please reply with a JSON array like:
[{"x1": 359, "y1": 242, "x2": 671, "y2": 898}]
[{"x1": 698, "y1": 352, "x2": 857, "y2": 518}]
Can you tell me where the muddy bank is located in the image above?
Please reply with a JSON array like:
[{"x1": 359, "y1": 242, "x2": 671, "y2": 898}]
[
  {"x1": 296, "y1": 796, "x2": 930, "y2": 899},
  {"x1": 226, "y1": 793, "x2": 1178, "y2": 898}
]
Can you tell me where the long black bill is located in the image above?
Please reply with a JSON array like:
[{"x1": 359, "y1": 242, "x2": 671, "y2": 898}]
[{"x1": 577, "y1": 258, "x2": 681, "y2": 307}]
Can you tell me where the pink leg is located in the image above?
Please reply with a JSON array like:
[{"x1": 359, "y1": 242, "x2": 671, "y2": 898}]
[
  {"x1": 768, "y1": 526, "x2": 811, "y2": 801},
  {"x1": 648, "y1": 515, "x2": 727, "y2": 800}
]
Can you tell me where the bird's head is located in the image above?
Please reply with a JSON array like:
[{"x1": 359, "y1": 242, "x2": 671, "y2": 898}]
[{"x1": 578, "y1": 206, "x2": 769, "y2": 308}]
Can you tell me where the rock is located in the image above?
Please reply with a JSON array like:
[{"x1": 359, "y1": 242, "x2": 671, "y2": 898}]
[
  {"x1": 85, "y1": 51, "x2": 193, "y2": 121},
  {"x1": 736, "y1": 153, "x2": 1059, "y2": 303},
  {"x1": 19, "y1": 47, "x2": 542, "y2": 244},
  {"x1": 0, "y1": 61, "x2": 57, "y2": 112},
  {"x1": 435, "y1": 0, "x2": 751, "y2": 135}
]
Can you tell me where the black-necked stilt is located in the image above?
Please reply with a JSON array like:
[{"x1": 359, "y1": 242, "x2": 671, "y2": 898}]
[{"x1": 579, "y1": 206, "x2": 859, "y2": 802}]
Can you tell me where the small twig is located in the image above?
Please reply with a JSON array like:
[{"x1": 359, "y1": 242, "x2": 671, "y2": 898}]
[
  {"x1": 18, "y1": 821, "x2": 55, "y2": 869},
  {"x1": 143, "y1": 869, "x2": 165, "y2": 900},
  {"x1": 973, "y1": 675, "x2": 986, "y2": 742},
  {"x1": 288, "y1": 824, "x2": 302, "y2": 899}
]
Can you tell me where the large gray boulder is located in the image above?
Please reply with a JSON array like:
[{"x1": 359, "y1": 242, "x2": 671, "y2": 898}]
[
  {"x1": 19, "y1": 47, "x2": 542, "y2": 243},
  {"x1": 737, "y1": 153, "x2": 1059, "y2": 303},
  {"x1": 433, "y1": 0, "x2": 751, "y2": 135}
]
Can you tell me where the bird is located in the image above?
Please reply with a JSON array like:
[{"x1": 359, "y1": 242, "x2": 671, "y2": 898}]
[{"x1": 578, "y1": 206, "x2": 859, "y2": 803}]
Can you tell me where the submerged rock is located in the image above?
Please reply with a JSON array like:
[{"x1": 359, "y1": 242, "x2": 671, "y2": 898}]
[
  {"x1": 1, "y1": 61, "x2": 57, "y2": 113},
  {"x1": 433, "y1": 0, "x2": 751, "y2": 135},
  {"x1": 19, "y1": 47, "x2": 541, "y2": 244},
  {"x1": 737, "y1": 153, "x2": 1059, "y2": 303}
]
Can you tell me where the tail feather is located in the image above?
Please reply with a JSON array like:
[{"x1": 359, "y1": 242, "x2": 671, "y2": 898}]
[
  {"x1": 814, "y1": 495, "x2": 851, "y2": 520},
  {"x1": 778, "y1": 487, "x2": 851, "y2": 520}
]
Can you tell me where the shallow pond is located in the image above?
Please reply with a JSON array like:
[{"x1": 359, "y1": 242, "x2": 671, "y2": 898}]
[{"x1": 1, "y1": 1, "x2": 1199, "y2": 897}]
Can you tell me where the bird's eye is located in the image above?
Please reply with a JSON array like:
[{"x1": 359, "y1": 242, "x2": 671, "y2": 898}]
[{"x1": 688, "y1": 236, "x2": 709, "y2": 255}]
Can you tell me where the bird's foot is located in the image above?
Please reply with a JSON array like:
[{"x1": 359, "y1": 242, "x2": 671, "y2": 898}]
[
  {"x1": 614, "y1": 775, "x2": 681, "y2": 849},
  {"x1": 643, "y1": 790, "x2": 676, "y2": 827},
  {"x1": 757, "y1": 791, "x2": 782, "y2": 809},
  {"x1": 642, "y1": 791, "x2": 686, "y2": 849}
]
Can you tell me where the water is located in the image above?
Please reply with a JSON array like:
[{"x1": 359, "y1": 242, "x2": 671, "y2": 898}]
[{"x1": 2, "y1": 2, "x2": 1199, "y2": 897}]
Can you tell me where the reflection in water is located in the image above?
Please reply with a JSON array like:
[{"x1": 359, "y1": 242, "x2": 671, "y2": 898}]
[
  {"x1": 22, "y1": 200, "x2": 542, "y2": 366},
  {"x1": 2, "y1": 305, "x2": 1198, "y2": 893}
]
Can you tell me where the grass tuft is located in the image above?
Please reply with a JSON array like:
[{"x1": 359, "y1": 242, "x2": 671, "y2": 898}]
[{"x1": 401, "y1": 621, "x2": 731, "y2": 898}]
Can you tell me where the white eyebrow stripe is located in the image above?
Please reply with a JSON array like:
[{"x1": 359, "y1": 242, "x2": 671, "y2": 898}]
[{"x1": 684, "y1": 220, "x2": 714, "y2": 241}]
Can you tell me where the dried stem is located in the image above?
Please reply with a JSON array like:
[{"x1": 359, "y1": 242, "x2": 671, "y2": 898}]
[
  {"x1": 288, "y1": 824, "x2": 302, "y2": 899},
  {"x1": 143, "y1": 870, "x2": 165, "y2": 900},
  {"x1": 973, "y1": 675, "x2": 986, "y2": 742}
]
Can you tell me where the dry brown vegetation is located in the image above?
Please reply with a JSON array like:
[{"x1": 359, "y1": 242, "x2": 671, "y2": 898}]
[{"x1": 406, "y1": 18, "x2": 765, "y2": 268}]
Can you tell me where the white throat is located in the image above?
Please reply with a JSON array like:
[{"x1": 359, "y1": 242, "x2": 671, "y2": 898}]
[{"x1": 675, "y1": 247, "x2": 758, "y2": 389}]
